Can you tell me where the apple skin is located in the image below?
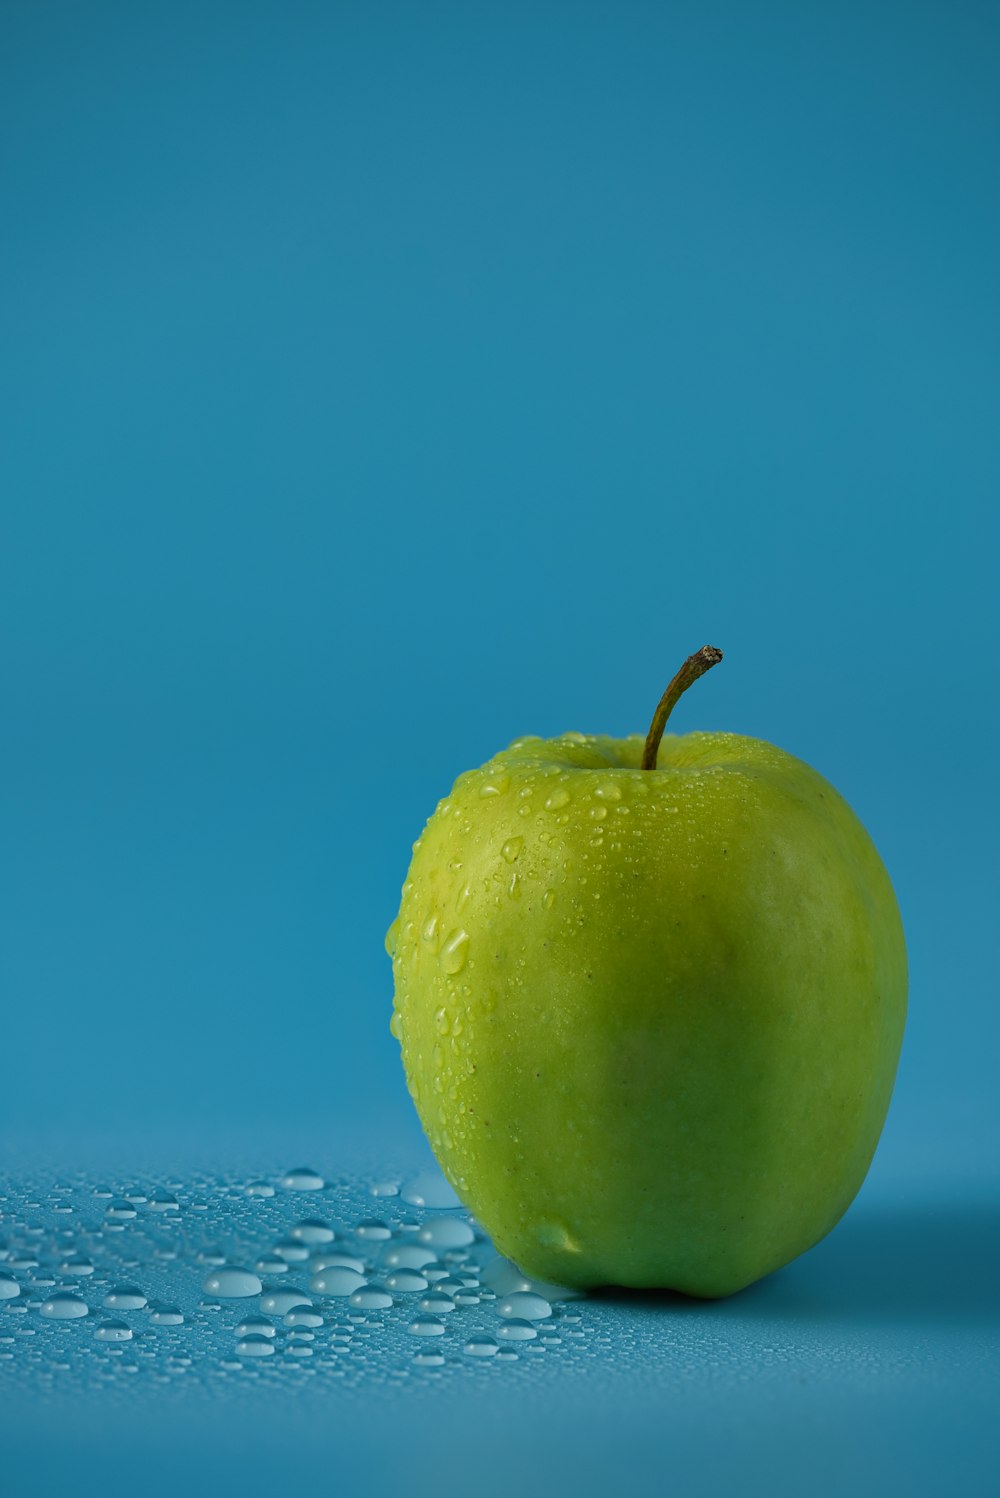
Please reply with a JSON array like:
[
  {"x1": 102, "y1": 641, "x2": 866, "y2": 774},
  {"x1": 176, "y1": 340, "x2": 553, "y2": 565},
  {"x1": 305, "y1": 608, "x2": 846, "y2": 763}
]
[{"x1": 387, "y1": 730, "x2": 907, "y2": 1298}]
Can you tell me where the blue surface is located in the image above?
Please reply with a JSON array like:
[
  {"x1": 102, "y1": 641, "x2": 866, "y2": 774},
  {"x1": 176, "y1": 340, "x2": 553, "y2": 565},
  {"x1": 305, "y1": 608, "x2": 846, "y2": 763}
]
[{"x1": 2, "y1": 2, "x2": 998, "y2": 1493}]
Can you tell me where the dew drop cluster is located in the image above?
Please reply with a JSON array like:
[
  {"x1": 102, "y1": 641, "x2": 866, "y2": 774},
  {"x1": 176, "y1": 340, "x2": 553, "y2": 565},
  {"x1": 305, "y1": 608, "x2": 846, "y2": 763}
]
[{"x1": 0, "y1": 1165, "x2": 599, "y2": 1398}]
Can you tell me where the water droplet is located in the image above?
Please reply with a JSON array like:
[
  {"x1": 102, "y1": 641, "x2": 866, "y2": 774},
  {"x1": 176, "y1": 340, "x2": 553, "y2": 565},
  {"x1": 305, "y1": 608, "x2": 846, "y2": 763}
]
[
  {"x1": 105, "y1": 1199, "x2": 136, "y2": 1219},
  {"x1": 497, "y1": 1291, "x2": 552, "y2": 1321},
  {"x1": 147, "y1": 1191, "x2": 179, "y2": 1212},
  {"x1": 381, "y1": 1244, "x2": 437, "y2": 1271},
  {"x1": 94, "y1": 1320, "x2": 132, "y2": 1342},
  {"x1": 245, "y1": 1180, "x2": 275, "y2": 1198},
  {"x1": 590, "y1": 804, "x2": 608, "y2": 821},
  {"x1": 417, "y1": 1291, "x2": 457, "y2": 1315},
  {"x1": 371, "y1": 1180, "x2": 400, "y2": 1198},
  {"x1": 256, "y1": 1255, "x2": 289, "y2": 1275},
  {"x1": 290, "y1": 1219, "x2": 335, "y2": 1245},
  {"x1": 59, "y1": 1256, "x2": 94, "y2": 1277},
  {"x1": 389, "y1": 1011, "x2": 402, "y2": 1040},
  {"x1": 273, "y1": 1239, "x2": 310, "y2": 1262},
  {"x1": 40, "y1": 1292, "x2": 88, "y2": 1320},
  {"x1": 104, "y1": 1286, "x2": 148, "y2": 1310},
  {"x1": 236, "y1": 1335, "x2": 275, "y2": 1358},
  {"x1": 280, "y1": 1166, "x2": 324, "y2": 1192},
  {"x1": 479, "y1": 773, "x2": 510, "y2": 798},
  {"x1": 284, "y1": 1307, "x2": 324, "y2": 1328},
  {"x1": 463, "y1": 1336, "x2": 499, "y2": 1358},
  {"x1": 309, "y1": 1268, "x2": 366, "y2": 1297},
  {"x1": 545, "y1": 787, "x2": 571, "y2": 811},
  {"x1": 401, "y1": 1171, "x2": 461, "y2": 1210},
  {"x1": 413, "y1": 1349, "x2": 446, "y2": 1366},
  {"x1": 384, "y1": 1269, "x2": 428, "y2": 1294},
  {"x1": 421, "y1": 914, "x2": 441, "y2": 951},
  {"x1": 417, "y1": 1217, "x2": 475, "y2": 1250},
  {"x1": 497, "y1": 1317, "x2": 537, "y2": 1341},
  {"x1": 595, "y1": 780, "x2": 623, "y2": 801},
  {"x1": 148, "y1": 1305, "x2": 184, "y2": 1326},
  {"x1": 311, "y1": 1252, "x2": 365, "y2": 1274},
  {"x1": 235, "y1": 1317, "x2": 275, "y2": 1338},
  {"x1": 202, "y1": 1268, "x2": 262, "y2": 1299},
  {"x1": 259, "y1": 1287, "x2": 312, "y2": 1315},
  {"x1": 354, "y1": 1220, "x2": 391, "y2": 1241},
  {"x1": 410, "y1": 1318, "x2": 449, "y2": 1342},
  {"x1": 0, "y1": 1274, "x2": 20, "y2": 1300},
  {"x1": 440, "y1": 930, "x2": 470, "y2": 975},
  {"x1": 349, "y1": 1284, "x2": 393, "y2": 1311}
]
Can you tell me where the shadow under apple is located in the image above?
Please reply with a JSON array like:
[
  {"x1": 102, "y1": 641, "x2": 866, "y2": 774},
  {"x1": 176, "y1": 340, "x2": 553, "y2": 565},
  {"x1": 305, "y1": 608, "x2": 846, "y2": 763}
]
[{"x1": 591, "y1": 1197, "x2": 1000, "y2": 1328}]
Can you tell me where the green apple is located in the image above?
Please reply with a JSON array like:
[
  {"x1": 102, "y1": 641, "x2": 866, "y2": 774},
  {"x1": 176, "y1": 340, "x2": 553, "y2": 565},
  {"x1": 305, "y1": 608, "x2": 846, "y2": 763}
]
[{"x1": 386, "y1": 648, "x2": 907, "y2": 1298}]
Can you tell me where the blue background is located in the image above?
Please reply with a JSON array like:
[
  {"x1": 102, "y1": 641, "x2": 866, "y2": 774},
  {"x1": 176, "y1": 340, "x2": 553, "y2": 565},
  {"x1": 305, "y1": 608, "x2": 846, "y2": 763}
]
[{"x1": 1, "y1": 2, "x2": 998, "y2": 1494}]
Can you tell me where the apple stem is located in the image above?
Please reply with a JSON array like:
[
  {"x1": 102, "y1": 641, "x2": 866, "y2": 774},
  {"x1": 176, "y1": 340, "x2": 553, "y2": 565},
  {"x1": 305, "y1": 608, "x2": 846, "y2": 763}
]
[{"x1": 641, "y1": 646, "x2": 724, "y2": 770}]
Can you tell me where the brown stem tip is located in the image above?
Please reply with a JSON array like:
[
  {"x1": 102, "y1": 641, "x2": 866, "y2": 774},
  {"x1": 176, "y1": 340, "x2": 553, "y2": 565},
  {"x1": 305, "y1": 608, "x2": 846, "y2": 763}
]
[{"x1": 641, "y1": 646, "x2": 724, "y2": 770}]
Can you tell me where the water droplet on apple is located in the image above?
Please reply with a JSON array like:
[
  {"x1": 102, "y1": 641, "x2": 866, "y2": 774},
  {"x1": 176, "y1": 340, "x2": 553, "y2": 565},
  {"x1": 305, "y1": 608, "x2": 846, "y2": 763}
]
[
  {"x1": 595, "y1": 781, "x2": 623, "y2": 801},
  {"x1": 441, "y1": 930, "x2": 470, "y2": 975},
  {"x1": 421, "y1": 914, "x2": 441, "y2": 951},
  {"x1": 501, "y1": 837, "x2": 524, "y2": 863},
  {"x1": 508, "y1": 873, "x2": 521, "y2": 899},
  {"x1": 389, "y1": 1010, "x2": 402, "y2": 1039},
  {"x1": 590, "y1": 804, "x2": 608, "y2": 821},
  {"x1": 479, "y1": 773, "x2": 509, "y2": 797},
  {"x1": 542, "y1": 889, "x2": 557, "y2": 909}
]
